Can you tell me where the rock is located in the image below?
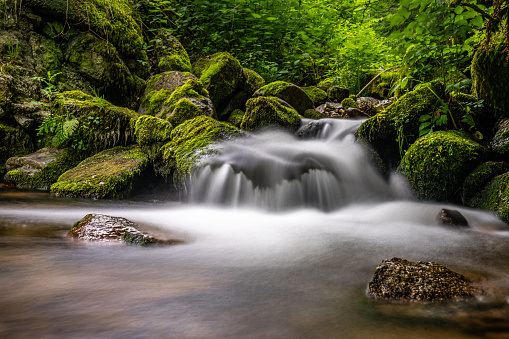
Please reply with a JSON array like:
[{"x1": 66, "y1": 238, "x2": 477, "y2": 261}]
[
  {"x1": 134, "y1": 115, "x2": 173, "y2": 161},
  {"x1": 155, "y1": 31, "x2": 192, "y2": 73},
  {"x1": 327, "y1": 86, "x2": 349, "y2": 103},
  {"x1": 317, "y1": 77, "x2": 336, "y2": 92},
  {"x1": 241, "y1": 96, "x2": 301, "y2": 132},
  {"x1": 0, "y1": 122, "x2": 36, "y2": 178},
  {"x1": 297, "y1": 119, "x2": 329, "y2": 139},
  {"x1": 194, "y1": 52, "x2": 243, "y2": 119},
  {"x1": 302, "y1": 108, "x2": 327, "y2": 120},
  {"x1": 436, "y1": 209, "x2": 469, "y2": 227},
  {"x1": 69, "y1": 213, "x2": 180, "y2": 245},
  {"x1": 358, "y1": 99, "x2": 379, "y2": 117},
  {"x1": 356, "y1": 81, "x2": 445, "y2": 169},
  {"x1": 159, "y1": 115, "x2": 240, "y2": 185},
  {"x1": 340, "y1": 97, "x2": 358, "y2": 109},
  {"x1": 227, "y1": 109, "x2": 244, "y2": 128},
  {"x1": 46, "y1": 91, "x2": 139, "y2": 155},
  {"x1": 302, "y1": 86, "x2": 328, "y2": 106},
  {"x1": 344, "y1": 107, "x2": 367, "y2": 118},
  {"x1": 51, "y1": 146, "x2": 149, "y2": 199},
  {"x1": 464, "y1": 171, "x2": 509, "y2": 223},
  {"x1": 138, "y1": 71, "x2": 197, "y2": 116},
  {"x1": 368, "y1": 257, "x2": 481, "y2": 301},
  {"x1": 490, "y1": 119, "x2": 509, "y2": 157},
  {"x1": 315, "y1": 102, "x2": 342, "y2": 117},
  {"x1": 253, "y1": 81, "x2": 314, "y2": 115},
  {"x1": 462, "y1": 161, "x2": 509, "y2": 205},
  {"x1": 398, "y1": 131, "x2": 485, "y2": 202}
]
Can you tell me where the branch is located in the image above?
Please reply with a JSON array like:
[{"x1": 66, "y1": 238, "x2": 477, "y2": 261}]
[{"x1": 356, "y1": 66, "x2": 399, "y2": 98}]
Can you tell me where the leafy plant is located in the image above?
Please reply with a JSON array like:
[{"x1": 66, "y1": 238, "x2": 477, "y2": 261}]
[{"x1": 32, "y1": 71, "x2": 62, "y2": 102}]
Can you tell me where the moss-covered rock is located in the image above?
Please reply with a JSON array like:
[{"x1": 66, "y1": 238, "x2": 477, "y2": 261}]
[
  {"x1": 490, "y1": 119, "x2": 509, "y2": 157},
  {"x1": 242, "y1": 68, "x2": 265, "y2": 93},
  {"x1": 134, "y1": 115, "x2": 172, "y2": 161},
  {"x1": 302, "y1": 109, "x2": 326, "y2": 120},
  {"x1": 398, "y1": 131, "x2": 485, "y2": 202},
  {"x1": 193, "y1": 52, "x2": 242, "y2": 119},
  {"x1": 341, "y1": 97, "x2": 358, "y2": 109},
  {"x1": 155, "y1": 31, "x2": 191, "y2": 73},
  {"x1": 47, "y1": 91, "x2": 139, "y2": 156},
  {"x1": 327, "y1": 86, "x2": 350, "y2": 103},
  {"x1": 138, "y1": 71, "x2": 197, "y2": 115},
  {"x1": 465, "y1": 171, "x2": 509, "y2": 223},
  {"x1": 241, "y1": 96, "x2": 301, "y2": 132},
  {"x1": 254, "y1": 81, "x2": 314, "y2": 115},
  {"x1": 51, "y1": 145, "x2": 149, "y2": 199},
  {"x1": 472, "y1": 33, "x2": 509, "y2": 117},
  {"x1": 65, "y1": 33, "x2": 145, "y2": 108},
  {"x1": 302, "y1": 86, "x2": 327, "y2": 106},
  {"x1": 227, "y1": 109, "x2": 244, "y2": 128},
  {"x1": 4, "y1": 148, "x2": 80, "y2": 190},
  {"x1": 462, "y1": 161, "x2": 509, "y2": 206},
  {"x1": 356, "y1": 81, "x2": 444, "y2": 169},
  {"x1": 159, "y1": 115, "x2": 240, "y2": 185},
  {"x1": 0, "y1": 122, "x2": 35, "y2": 178}
]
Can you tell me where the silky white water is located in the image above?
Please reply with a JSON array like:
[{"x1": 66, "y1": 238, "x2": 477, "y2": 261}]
[{"x1": 1, "y1": 119, "x2": 508, "y2": 338}]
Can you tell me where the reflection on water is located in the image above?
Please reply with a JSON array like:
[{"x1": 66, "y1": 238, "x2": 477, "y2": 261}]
[{"x1": 1, "y1": 188, "x2": 508, "y2": 338}]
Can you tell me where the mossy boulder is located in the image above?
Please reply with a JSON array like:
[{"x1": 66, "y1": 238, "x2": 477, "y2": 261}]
[
  {"x1": 341, "y1": 97, "x2": 358, "y2": 109},
  {"x1": 138, "y1": 71, "x2": 197, "y2": 115},
  {"x1": 141, "y1": 79, "x2": 216, "y2": 126},
  {"x1": 398, "y1": 131, "x2": 485, "y2": 202},
  {"x1": 65, "y1": 33, "x2": 145, "y2": 109},
  {"x1": 47, "y1": 91, "x2": 139, "y2": 156},
  {"x1": 193, "y1": 52, "x2": 242, "y2": 119},
  {"x1": 327, "y1": 86, "x2": 350, "y2": 103},
  {"x1": 490, "y1": 119, "x2": 509, "y2": 157},
  {"x1": 472, "y1": 34, "x2": 509, "y2": 116},
  {"x1": 302, "y1": 108, "x2": 326, "y2": 120},
  {"x1": 159, "y1": 115, "x2": 240, "y2": 185},
  {"x1": 134, "y1": 115, "x2": 172, "y2": 161},
  {"x1": 465, "y1": 171, "x2": 509, "y2": 223},
  {"x1": 462, "y1": 161, "x2": 509, "y2": 206},
  {"x1": 302, "y1": 86, "x2": 327, "y2": 106},
  {"x1": 356, "y1": 81, "x2": 444, "y2": 169},
  {"x1": 155, "y1": 31, "x2": 191, "y2": 73},
  {"x1": 51, "y1": 145, "x2": 149, "y2": 199},
  {"x1": 227, "y1": 109, "x2": 244, "y2": 128},
  {"x1": 0, "y1": 122, "x2": 35, "y2": 178},
  {"x1": 254, "y1": 81, "x2": 314, "y2": 115},
  {"x1": 241, "y1": 96, "x2": 301, "y2": 132},
  {"x1": 4, "y1": 148, "x2": 80, "y2": 190}
]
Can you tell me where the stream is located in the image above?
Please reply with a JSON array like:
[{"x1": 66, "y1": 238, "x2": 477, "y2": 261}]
[{"x1": 1, "y1": 119, "x2": 509, "y2": 338}]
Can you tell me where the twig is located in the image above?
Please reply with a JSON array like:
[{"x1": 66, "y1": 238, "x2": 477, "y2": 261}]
[{"x1": 356, "y1": 65, "x2": 399, "y2": 98}]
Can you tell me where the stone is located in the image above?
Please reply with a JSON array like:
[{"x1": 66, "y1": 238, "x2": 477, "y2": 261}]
[
  {"x1": 254, "y1": 81, "x2": 314, "y2": 115},
  {"x1": 436, "y1": 209, "x2": 469, "y2": 227},
  {"x1": 69, "y1": 213, "x2": 180, "y2": 245},
  {"x1": 327, "y1": 86, "x2": 349, "y2": 103},
  {"x1": 368, "y1": 257, "x2": 481, "y2": 301},
  {"x1": 490, "y1": 119, "x2": 509, "y2": 157},
  {"x1": 241, "y1": 96, "x2": 301, "y2": 132}
]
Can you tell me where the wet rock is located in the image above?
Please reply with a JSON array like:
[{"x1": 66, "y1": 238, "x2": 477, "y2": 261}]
[
  {"x1": 344, "y1": 107, "x2": 368, "y2": 118},
  {"x1": 69, "y1": 213, "x2": 180, "y2": 245},
  {"x1": 368, "y1": 257, "x2": 481, "y2": 301},
  {"x1": 436, "y1": 208, "x2": 469, "y2": 227},
  {"x1": 315, "y1": 102, "x2": 342, "y2": 117},
  {"x1": 155, "y1": 31, "x2": 192, "y2": 73},
  {"x1": 253, "y1": 81, "x2": 314, "y2": 115},
  {"x1": 302, "y1": 86, "x2": 328, "y2": 106},
  {"x1": 490, "y1": 119, "x2": 509, "y2": 157},
  {"x1": 241, "y1": 96, "x2": 301, "y2": 132}
]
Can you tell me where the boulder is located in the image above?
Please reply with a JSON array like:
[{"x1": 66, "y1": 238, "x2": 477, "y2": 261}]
[
  {"x1": 464, "y1": 171, "x2": 509, "y2": 223},
  {"x1": 4, "y1": 148, "x2": 79, "y2": 190},
  {"x1": 462, "y1": 161, "x2": 509, "y2": 205},
  {"x1": 368, "y1": 257, "x2": 480, "y2": 301},
  {"x1": 155, "y1": 31, "x2": 192, "y2": 73},
  {"x1": 254, "y1": 81, "x2": 314, "y2": 115},
  {"x1": 398, "y1": 131, "x2": 485, "y2": 202},
  {"x1": 490, "y1": 119, "x2": 509, "y2": 157},
  {"x1": 51, "y1": 146, "x2": 149, "y2": 199},
  {"x1": 356, "y1": 81, "x2": 444, "y2": 169},
  {"x1": 340, "y1": 97, "x2": 358, "y2": 109},
  {"x1": 327, "y1": 86, "x2": 349, "y2": 103},
  {"x1": 134, "y1": 115, "x2": 173, "y2": 161},
  {"x1": 194, "y1": 52, "x2": 243, "y2": 119},
  {"x1": 138, "y1": 71, "x2": 197, "y2": 115},
  {"x1": 159, "y1": 115, "x2": 240, "y2": 185},
  {"x1": 302, "y1": 109, "x2": 327, "y2": 120},
  {"x1": 44, "y1": 91, "x2": 139, "y2": 156},
  {"x1": 436, "y1": 208, "x2": 469, "y2": 228},
  {"x1": 241, "y1": 96, "x2": 301, "y2": 132},
  {"x1": 315, "y1": 102, "x2": 341, "y2": 117},
  {"x1": 0, "y1": 122, "x2": 35, "y2": 178},
  {"x1": 227, "y1": 109, "x2": 244, "y2": 128},
  {"x1": 302, "y1": 86, "x2": 327, "y2": 106},
  {"x1": 69, "y1": 213, "x2": 180, "y2": 245}
]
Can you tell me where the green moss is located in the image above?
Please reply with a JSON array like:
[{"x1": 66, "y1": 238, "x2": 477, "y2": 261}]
[
  {"x1": 51, "y1": 91, "x2": 139, "y2": 156},
  {"x1": 160, "y1": 115, "x2": 239, "y2": 185},
  {"x1": 303, "y1": 109, "x2": 325, "y2": 120},
  {"x1": 227, "y1": 109, "x2": 244, "y2": 127},
  {"x1": 242, "y1": 68, "x2": 265, "y2": 93},
  {"x1": 155, "y1": 32, "x2": 191, "y2": 72},
  {"x1": 467, "y1": 172, "x2": 509, "y2": 223},
  {"x1": 166, "y1": 98, "x2": 204, "y2": 127},
  {"x1": 139, "y1": 88, "x2": 173, "y2": 116},
  {"x1": 302, "y1": 86, "x2": 327, "y2": 106},
  {"x1": 257, "y1": 81, "x2": 291, "y2": 96},
  {"x1": 122, "y1": 233, "x2": 154, "y2": 245},
  {"x1": 341, "y1": 97, "x2": 359, "y2": 109},
  {"x1": 241, "y1": 96, "x2": 301, "y2": 131},
  {"x1": 398, "y1": 131, "x2": 485, "y2": 202},
  {"x1": 158, "y1": 54, "x2": 191, "y2": 73},
  {"x1": 51, "y1": 145, "x2": 149, "y2": 199},
  {"x1": 134, "y1": 115, "x2": 172, "y2": 161},
  {"x1": 194, "y1": 52, "x2": 242, "y2": 108},
  {"x1": 0, "y1": 122, "x2": 35, "y2": 177},
  {"x1": 462, "y1": 162, "x2": 509, "y2": 205}
]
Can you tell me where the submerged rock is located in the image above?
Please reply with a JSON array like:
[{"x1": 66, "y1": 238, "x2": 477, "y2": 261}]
[
  {"x1": 69, "y1": 213, "x2": 180, "y2": 245},
  {"x1": 368, "y1": 257, "x2": 481, "y2": 301},
  {"x1": 436, "y1": 208, "x2": 469, "y2": 228}
]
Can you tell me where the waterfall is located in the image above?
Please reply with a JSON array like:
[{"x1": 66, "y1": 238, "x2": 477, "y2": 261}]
[{"x1": 189, "y1": 118, "x2": 403, "y2": 210}]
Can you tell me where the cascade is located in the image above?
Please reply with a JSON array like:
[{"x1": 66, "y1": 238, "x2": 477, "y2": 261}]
[{"x1": 189, "y1": 118, "x2": 405, "y2": 210}]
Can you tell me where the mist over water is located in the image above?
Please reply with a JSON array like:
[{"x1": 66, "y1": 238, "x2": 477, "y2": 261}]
[{"x1": 1, "y1": 118, "x2": 509, "y2": 338}]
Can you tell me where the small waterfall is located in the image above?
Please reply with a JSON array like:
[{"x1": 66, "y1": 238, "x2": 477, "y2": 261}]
[{"x1": 189, "y1": 118, "x2": 401, "y2": 211}]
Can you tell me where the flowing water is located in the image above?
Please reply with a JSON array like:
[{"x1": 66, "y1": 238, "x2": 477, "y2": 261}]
[{"x1": 1, "y1": 119, "x2": 509, "y2": 338}]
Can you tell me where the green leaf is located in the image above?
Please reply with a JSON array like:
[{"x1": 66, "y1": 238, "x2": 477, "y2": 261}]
[{"x1": 472, "y1": 16, "x2": 484, "y2": 27}]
